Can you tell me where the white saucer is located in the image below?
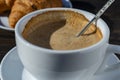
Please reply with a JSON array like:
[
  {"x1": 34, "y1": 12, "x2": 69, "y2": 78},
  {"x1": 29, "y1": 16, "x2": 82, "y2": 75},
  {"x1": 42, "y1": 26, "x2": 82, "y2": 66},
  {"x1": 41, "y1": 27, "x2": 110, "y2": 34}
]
[
  {"x1": 0, "y1": 0, "x2": 72, "y2": 31},
  {"x1": 0, "y1": 47, "x2": 120, "y2": 80},
  {"x1": 0, "y1": 16, "x2": 14, "y2": 31}
]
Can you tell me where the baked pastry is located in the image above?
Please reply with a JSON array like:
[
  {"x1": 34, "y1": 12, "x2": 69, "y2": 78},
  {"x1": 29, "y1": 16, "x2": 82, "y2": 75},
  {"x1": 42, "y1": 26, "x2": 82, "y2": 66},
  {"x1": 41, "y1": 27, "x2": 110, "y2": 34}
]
[
  {"x1": 9, "y1": 0, "x2": 62, "y2": 28},
  {"x1": 0, "y1": 0, "x2": 15, "y2": 13},
  {"x1": 5, "y1": 0, "x2": 15, "y2": 7}
]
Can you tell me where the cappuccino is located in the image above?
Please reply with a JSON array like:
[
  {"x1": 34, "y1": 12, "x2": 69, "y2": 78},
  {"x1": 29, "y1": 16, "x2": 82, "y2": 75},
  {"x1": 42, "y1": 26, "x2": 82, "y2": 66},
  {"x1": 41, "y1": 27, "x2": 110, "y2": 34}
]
[{"x1": 22, "y1": 10, "x2": 102, "y2": 50}]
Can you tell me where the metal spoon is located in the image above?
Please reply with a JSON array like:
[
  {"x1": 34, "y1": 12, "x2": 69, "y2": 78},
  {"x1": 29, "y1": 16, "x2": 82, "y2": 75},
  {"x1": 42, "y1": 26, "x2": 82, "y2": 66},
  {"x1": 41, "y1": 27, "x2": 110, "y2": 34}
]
[{"x1": 76, "y1": 0, "x2": 115, "y2": 37}]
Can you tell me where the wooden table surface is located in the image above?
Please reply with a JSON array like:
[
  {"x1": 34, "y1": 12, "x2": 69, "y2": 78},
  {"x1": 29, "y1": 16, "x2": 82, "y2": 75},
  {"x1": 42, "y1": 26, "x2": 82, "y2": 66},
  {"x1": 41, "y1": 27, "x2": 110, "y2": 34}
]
[{"x1": 0, "y1": 0, "x2": 120, "y2": 62}]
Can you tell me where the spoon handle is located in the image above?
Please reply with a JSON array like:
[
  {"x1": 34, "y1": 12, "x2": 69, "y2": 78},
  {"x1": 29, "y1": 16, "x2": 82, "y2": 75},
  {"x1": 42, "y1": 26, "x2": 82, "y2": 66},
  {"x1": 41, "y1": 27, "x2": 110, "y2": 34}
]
[
  {"x1": 76, "y1": 0, "x2": 115, "y2": 37},
  {"x1": 96, "y1": 0, "x2": 115, "y2": 18}
]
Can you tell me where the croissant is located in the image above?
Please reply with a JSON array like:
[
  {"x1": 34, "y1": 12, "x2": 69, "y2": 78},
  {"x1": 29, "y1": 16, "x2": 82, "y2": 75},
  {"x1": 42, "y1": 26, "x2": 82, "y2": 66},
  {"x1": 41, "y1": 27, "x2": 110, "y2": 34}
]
[
  {"x1": 5, "y1": 0, "x2": 15, "y2": 7},
  {"x1": 0, "y1": 0, "x2": 15, "y2": 13},
  {"x1": 9, "y1": 0, "x2": 62, "y2": 28}
]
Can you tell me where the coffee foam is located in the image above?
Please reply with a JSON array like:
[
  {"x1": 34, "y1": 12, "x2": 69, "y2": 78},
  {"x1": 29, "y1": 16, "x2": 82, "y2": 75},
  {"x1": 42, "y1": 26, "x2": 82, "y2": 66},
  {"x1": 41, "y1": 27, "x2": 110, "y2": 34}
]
[{"x1": 22, "y1": 10, "x2": 102, "y2": 50}]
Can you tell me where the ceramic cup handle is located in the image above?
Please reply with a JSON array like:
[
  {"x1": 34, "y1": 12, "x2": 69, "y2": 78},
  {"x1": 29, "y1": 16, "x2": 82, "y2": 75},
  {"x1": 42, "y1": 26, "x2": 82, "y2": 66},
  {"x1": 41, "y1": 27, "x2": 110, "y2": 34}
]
[{"x1": 96, "y1": 44, "x2": 120, "y2": 74}]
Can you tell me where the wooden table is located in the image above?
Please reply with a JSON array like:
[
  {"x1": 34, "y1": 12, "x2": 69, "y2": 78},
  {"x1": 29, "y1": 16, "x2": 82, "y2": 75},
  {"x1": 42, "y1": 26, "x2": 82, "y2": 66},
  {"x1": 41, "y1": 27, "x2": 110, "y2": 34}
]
[{"x1": 0, "y1": 0, "x2": 120, "y2": 62}]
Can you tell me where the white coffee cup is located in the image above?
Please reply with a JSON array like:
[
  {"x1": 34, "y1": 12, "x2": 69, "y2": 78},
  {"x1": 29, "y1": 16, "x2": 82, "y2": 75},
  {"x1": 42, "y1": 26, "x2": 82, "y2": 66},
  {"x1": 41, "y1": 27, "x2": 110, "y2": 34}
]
[{"x1": 15, "y1": 8, "x2": 120, "y2": 80}]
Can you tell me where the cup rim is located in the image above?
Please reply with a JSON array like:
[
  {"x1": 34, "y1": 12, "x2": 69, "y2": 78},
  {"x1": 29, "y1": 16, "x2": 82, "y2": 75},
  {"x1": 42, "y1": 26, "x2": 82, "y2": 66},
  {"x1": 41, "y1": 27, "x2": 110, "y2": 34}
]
[{"x1": 15, "y1": 8, "x2": 110, "y2": 54}]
